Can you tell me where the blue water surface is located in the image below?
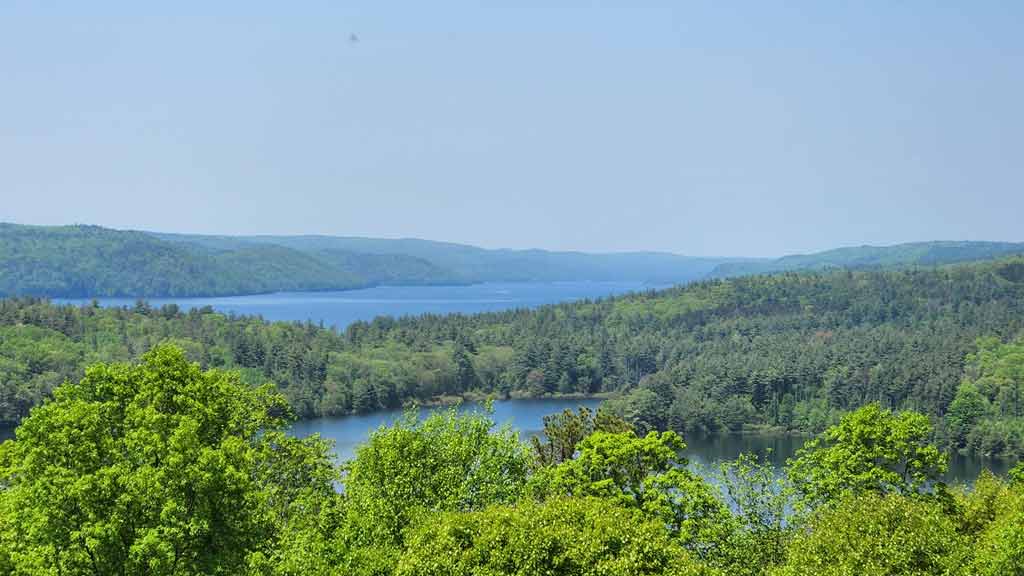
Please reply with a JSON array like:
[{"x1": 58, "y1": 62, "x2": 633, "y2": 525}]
[{"x1": 57, "y1": 281, "x2": 667, "y2": 329}]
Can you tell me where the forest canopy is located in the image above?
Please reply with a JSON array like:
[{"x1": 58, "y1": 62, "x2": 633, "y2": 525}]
[
  {"x1": 0, "y1": 223, "x2": 727, "y2": 298},
  {"x1": 1, "y1": 257, "x2": 1024, "y2": 457},
  {"x1": 1, "y1": 347, "x2": 1022, "y2": 575}
]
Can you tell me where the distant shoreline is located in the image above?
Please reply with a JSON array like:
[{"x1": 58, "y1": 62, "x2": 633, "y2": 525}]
[{"x1": 38, "y1": 279, "x2": 675, "y2": 303}]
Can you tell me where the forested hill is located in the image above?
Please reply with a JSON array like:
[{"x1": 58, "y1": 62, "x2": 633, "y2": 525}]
[
  {"x1": 155, "y1": 232, "x2": 733, "y2": 284},
  {"x1": 0, "y1": 223, "x2": 449, "y2": 297},
  {"x1": 0, "y1": 223, "x2": 729, "y2": 297},
  {"x1": 336, "y1": 257, "x2": 1024, "y2": 457},
  {"x1": 709, "y1": 240, "x2": 1024, "y2": 278},
  {"x1": 6, "y1": 223, "x2": 1024, "y2": 298},
  {"x1": 3, "y1": 257, "x2": 1024, "y2": 459}
]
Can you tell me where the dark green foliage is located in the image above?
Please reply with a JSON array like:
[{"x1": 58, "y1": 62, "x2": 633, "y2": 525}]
[
  {"x1": 530, "y1": 406, "x2": 633, "y2": 466},
  {"x1": 337, "y1": 257, "x2": 1024, "y2": 458},
  {"x1": 4, "y1": 256, "x2": 1024, "y2": 464}
]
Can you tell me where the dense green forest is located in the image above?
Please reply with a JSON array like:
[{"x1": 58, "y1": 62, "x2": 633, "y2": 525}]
[
  {"x1": 2, "y1": 257, "x2": 1024, "y2": 460},
  {"x1": 8, "y1": 222, "x2": 1024, "y2": 298},
  {"x1": 0, "y1": 223, "x2": 428, "y2": 297},
  {"x1": 1, "y1": 347, "x2": 1022, "y2": 574},
  {"x1": 332, "y1": 258, "x2": 1024, "y2": 457},
  {"x1": 0, "y1": 223, "x2": 729, "y2": 297}
]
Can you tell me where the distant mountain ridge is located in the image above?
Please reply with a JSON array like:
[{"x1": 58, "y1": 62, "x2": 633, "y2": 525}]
[
  {"x1": 154, "y1": 232, "x2": 739, "y2": 285},
  {"x1": 0, "y1": 224, "x2": 371, "y2": 297},
  {"x1": 0, "y1": 224, "x2": 735, "y2": 298},
  {"x1": 2, "y1": 223, "x2": 1023, "y2": 298},
  {"x1": 708, "y1": 241, "x2": 1024, "y2": 278}
]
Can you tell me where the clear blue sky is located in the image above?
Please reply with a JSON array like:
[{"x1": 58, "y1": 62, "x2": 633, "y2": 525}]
[{"x1": 1, "y1": 2, "x2": 1021, "y2": 257}]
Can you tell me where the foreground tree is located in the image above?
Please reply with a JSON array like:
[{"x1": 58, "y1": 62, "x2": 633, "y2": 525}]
[
  {"x1": 773, "y1": 493, "x2": 965, "y2": 576},
  {"x1": 0, "y1": 344, "x2": 336, "y2": 576},
  {"x1": 528, "y1": 430, "x2": 734, "y2": 561},
  {"x1": 396, "y1": 497, "x2": 718, "y2": 576},
  {"x1": 787, "y1": 403, "x2": 947, "y2": 507},
  {"x1": 340, "y1": 406, "x2": 531, "y2": 573},
  {"x1": 715, "y1": 452, "x2": 792, "y2": 575},
  {"x1": 961, "y1": 471, "x2": 1024, "y2": 576}
]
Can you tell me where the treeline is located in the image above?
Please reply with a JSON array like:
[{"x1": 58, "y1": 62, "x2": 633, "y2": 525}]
[
  {"x1": 1, "y1": 348, "x2": 1022, "y2": 575},
  {"x1": 340, "y1": 257, "x2": 1024, "y2": 458},
  {"x1": 0, "y1": 223, "x2": 381, "y2": 297},
  {"x1": 2, "y1": 258, "x2": 1024, "y2": 458},
  {"x1": 0, "y1": 223, "x2": 724, "y2": 298},
  {"x1": 10, "y1": 222, "x2": 1024, "y2": 299},
  {"x1": 708, "y1": 239, "x2": 1024, "y2": 278}
]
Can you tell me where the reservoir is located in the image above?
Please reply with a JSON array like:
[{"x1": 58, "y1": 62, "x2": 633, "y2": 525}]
[{"x1": 56, "y1": 281, "x2": 667, "y2": 330}]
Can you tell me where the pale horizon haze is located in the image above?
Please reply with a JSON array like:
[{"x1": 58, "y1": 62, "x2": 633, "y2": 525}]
[{"x1": 1, "y1": 2, "x2": 1021, "y2": 257}]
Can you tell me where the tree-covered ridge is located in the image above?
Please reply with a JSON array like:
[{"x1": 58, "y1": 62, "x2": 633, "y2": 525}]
[
  {"x1": 157, "y1": 232, "x2": 736, "y2": 285},
  {"x1": 2, "y1": 257, "x2": 1024, "y2": 459},
  {"x1": 0, "y1": 223, "x2": 376, "y2": 297},
  {"x1": 7, "y1": 222, "x2": 1024, "y2": 299},
  {"x1": 341, "y1": 257, "x2": 1024, "y2": 457},
  {"x1": 709, "y1": 240, "x2": 1024, "y2": 278},
  {"x1": 2, "y1": 350, "x2": 1023, "y2": 575},
  {"x1": 0, "y1": 222, "x2": 736, "y2": 298}
]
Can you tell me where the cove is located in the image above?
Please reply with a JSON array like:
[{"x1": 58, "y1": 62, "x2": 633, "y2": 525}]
[
  {"x1": 1, "y1": 398, "x2": 1009, "y2": 484},
  {"x1": 288, "y1": 398, "x2": 1012, "y2": 485}
]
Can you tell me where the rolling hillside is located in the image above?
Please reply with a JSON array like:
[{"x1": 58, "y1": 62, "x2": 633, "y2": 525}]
[
  {"x1": 156, "y1": 232, "x2": 739, "y2": 285},
  {"x1": 5, "y1": 223, "x2": 1023, "y2": 298},
  {"x1": 1, "y1": 224, "x2": 732, "y2": 297},
  {"x1": 709, "y1": 241, "x2": 1024, "y2": 278}
]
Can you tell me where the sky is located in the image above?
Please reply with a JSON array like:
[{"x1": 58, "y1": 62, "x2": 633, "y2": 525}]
[{"x1": 1, "y1": 2, "x2": 1021, "y2": 258}]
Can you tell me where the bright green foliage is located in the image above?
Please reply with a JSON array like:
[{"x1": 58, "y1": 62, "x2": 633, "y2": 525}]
[
  {"x1": 5, "y1": 345, "x2": 1024, "y2": 574},
  {"x1": 952, "y1": 470, "x2": 1024, "y2": 576},
  {"x1": 788, "y1": 403, "x2": 947, "y2": 506},
  {"x1": 951, "y1": 470, "x2": 1014, "y2": 537},
  {"x1": 342, "y1": 407, "x2": 531, "y2": 553},
  {"x1": 1010, "y1": 461, "x2": 1024, "y2": 486},
  {"x1": 528, "y1": 430, "x2": 734, "y2": 559},
  {"x1": 772, "y1": 493, "x2": 965, "y2": 576},
  {"x1": 716, "y1": 452, "x2": 792, "y2": 573},
  {"x1": 971, "y1": 523, "x2": 1024, "y2": 575},
  {"x1": 245, "y1": 489, "x2": 348, "y2": 576},
  {"x1": 0, "y1": 344, "x2": 337, "y2": 575},
  {"x1": 396, "y1": 497, "x2": 719, "y2": 576}
]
